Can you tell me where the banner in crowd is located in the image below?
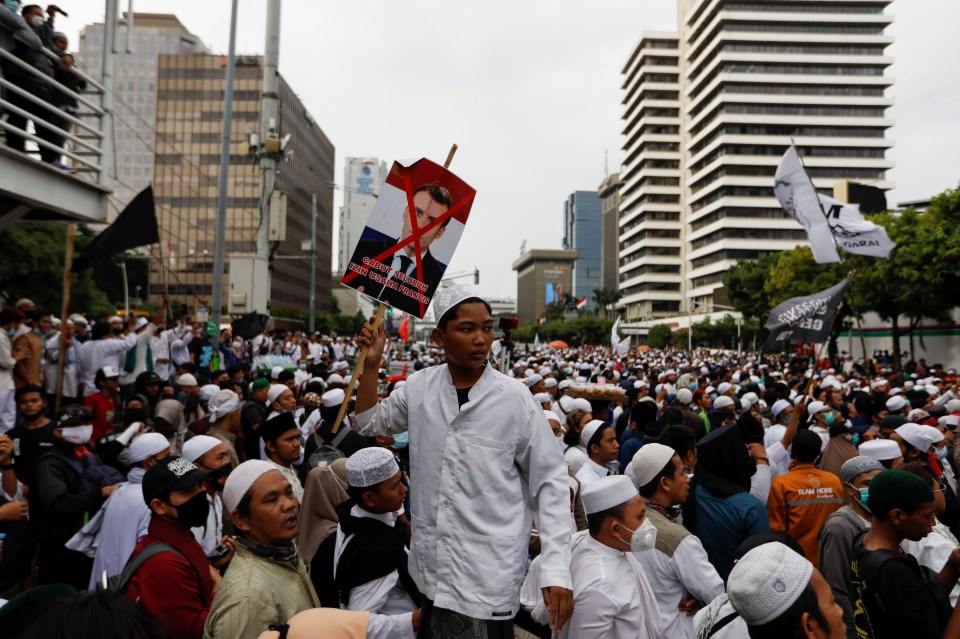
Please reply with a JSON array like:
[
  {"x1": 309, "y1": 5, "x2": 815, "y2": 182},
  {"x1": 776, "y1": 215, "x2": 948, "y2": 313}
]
[
  {"x1": 774, "y1": 146, "x2": 841, "y2": 264},
  {"x1": 817, "y1": 193, "x2": 896, "y2": 259},
  {"x1": 611, "y1": 316, "x2": 630, "y2": 356},
  {"x1": 340, "y1": 158, "x2": 476, "y2": 319},
  {"x1": 760, "y1": 279, "x2": 849, "y2": 352}
]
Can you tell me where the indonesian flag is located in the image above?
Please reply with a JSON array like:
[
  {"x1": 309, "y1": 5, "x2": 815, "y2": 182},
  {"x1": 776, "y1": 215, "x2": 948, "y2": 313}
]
[
  {"x1": 398, "y1": 314, "x2": 410, "y2": 342},
  {"x1": 576, "y1": 295, "x2": 588, "y2": 309},
  {"x1": 167, "y1": 242, "x2": 175, "y2": 267}
]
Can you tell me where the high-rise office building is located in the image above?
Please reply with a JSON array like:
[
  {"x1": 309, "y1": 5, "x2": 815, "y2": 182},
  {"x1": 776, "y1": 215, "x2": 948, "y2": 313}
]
[
  {"x1": 598, "y1": 172, "x2": 624, "y2": 292},
  {"x1": 338, "y1": 157, "x2": 389, "y2": 273},
  {"x1": 149, "y1": 53, "x2": 335, "y2": 314},
  {"x1": 79, "y1": 14, "x2": 207, "y2": 215},
  {"x1": 619, "y1": 0, "x2": 894, "y2": 320},
  {"x1": 562, "y1": 191, "x2": 603, "y2": 310}
]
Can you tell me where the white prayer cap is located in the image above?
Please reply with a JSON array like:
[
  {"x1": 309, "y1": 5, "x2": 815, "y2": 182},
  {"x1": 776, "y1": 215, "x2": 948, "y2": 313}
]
[
  {"x1": 634, "y1": 380, "x2": 648, "y2": 390},
  {"x1": 533, "y1": 392, "x2": 551, "y2": 405},
  {"x1": 223, "y1": 460, "x2": 278, "y2": 513},
  {"x1": 713, "y1": 396, "x2": 735, "y2": 411},
  {"x1": 432, "y1": 284, "x2": 485, "y2": 324},
  {"x1": 135, "y1": 317, "x2": 148, "y2": 329},
  {"x1": 334, "y1": 361, "x2": 349, "y2": 372},
  {"x1": 741, "y1": 392, "x2": 759, "y2": 410},
  {"x1": 524, "y1": 374, "x2": 544, "y2": 388},
  {"x1": 558, "y1": 396, "x2": 575, "y2": 413},
  {"x1": 346, "y1": 447, "x2": 400, "y2": 488},
  {"x1": 920, "y1": 425, "x2": 945, "y2": 445},
  {"x1": 675, "y1": 389, "x2": 693, "y2": 405},
  {"x1": 108, "y1": 315, "x2": 122, "y2": 323},
  {"x1": 886, "y1": 395, "x2": 907, "y2": 412},
  {"x1": 544, "y1": 378, "x2": 558, "y2": 388},
  {"x1": 870, "y1": 379, "x2": 889, "y2": 389},
  {"x1": 889, "y1": 387, "x2": 903, "y2": 396},
  {"x1": 579, "y1": 419, "x2": 607, "y2": 448},
  {"x1": 631, "y1": 443, "x2": 676, "y2": 490},
  {"x1": 271, "y1": 366, "x2": 285, "y2": 380},
  {"x1": 573, "y1": 398, "x2": 592, "y2": 412},
  {"x1": 326, "y1": 373, "x2": 345, "y2": 385},
  {"x1": 840, "y1": 456, "x2": 883, "y2": 485},
  {"x1": 806, "y1": 401, "x2": 828, "y2": 422},
  {"x1": 207, "y1": 390, "x2": 241, "y2": 422},
  {"x1": 199, "y1": 384, "x2": 221, "y2": 405},
  {"x1": 946, "y1": 399, "x2": 960, "y2": 413},
  {"x1": 128, "y1": 433, "x2": 171, "y2": 463},
  {"x1": 728, "y1": 542, "x2": 813, "y2": 626},
  {"x1": 182, "y1": 435, "x2": 222, "y2": 463},
  {"x1": 858, "y1": 438, "x2": 902, "y2": 462},
  {"x1": 267, "y1": 384, "x2": 291, "y2": 405},
  {"x1": 177, "y1": 373, "x2": 198, "y2": 387},
  {"x1": 543, "y1": 410, "x2": 561, "y2": 424},
  {"x1": 771, "y1": 399, "x2": 791, "y2": 418},
  {"x1": 321, "y1": 388, "x2": 345, "y2": 407},
  {"x1": 558, "y1": 380, "x2": 573, "y2": 391},
  {"x1": 581, "y1": 475, "x2": 637, "y2": 515},
  {"x1": 731, "y1": 373, "x2": 741, "y2": 384},
  {"x1": 907, "y1": 409, "x2": 929, "y2": 423},
  {"x1": 926, "y1": 385, "x2": 940, "y2": 397},
  {"x1": 940, "y1": 414, "x2": 960, "y2": 429},
  {"x1": 717, "y1": 382, "x2": 732, "y2": 395},
  {"x1": 896, "y1": 423, "x2": 932, "y2": 451}
]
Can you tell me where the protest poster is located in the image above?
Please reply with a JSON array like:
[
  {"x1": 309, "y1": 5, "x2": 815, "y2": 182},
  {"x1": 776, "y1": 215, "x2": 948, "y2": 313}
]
[
  {"x1": 760, "y1": 279, "x2": 849, "y2": 352},
  {"x1": 340, "y1": 158, "x2": 476, "y2": 319}
]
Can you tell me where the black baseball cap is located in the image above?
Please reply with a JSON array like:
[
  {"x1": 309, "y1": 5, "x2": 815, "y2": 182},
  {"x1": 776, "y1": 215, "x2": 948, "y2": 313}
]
[{"x1": 142, "y1": 456, "x2": 213, "y2": 505}]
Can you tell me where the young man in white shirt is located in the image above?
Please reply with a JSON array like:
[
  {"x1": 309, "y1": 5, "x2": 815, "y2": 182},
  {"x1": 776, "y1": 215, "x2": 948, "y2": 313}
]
[
  {"x1": 565, "y1": 474, "x2": 662, "y2": 639},
  {"x1": 574, "y1": 419, "x2": 620, "y2": 488},
  {"x1": 333, "y1": 447, "x2": 420, "y2": 639},
  {"x1": 632, "y1": 443, "x2": 724, "y2": 639},
  {"x1": 354, "y1": 284, "x2": 573, "y2": 638}
]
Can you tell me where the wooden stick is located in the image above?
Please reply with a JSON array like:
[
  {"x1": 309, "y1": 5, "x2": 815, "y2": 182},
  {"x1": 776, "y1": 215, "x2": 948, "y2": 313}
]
[
  {"x1": 55, "y1": 224, "x2": 76, "y2": 413},
  {"x1": 331, "y1": 144, "x2": 459, "y2": 434}
]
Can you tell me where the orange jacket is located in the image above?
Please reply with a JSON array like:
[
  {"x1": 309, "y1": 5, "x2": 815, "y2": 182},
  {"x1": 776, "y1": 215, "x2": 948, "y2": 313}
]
[{"x1": 767, "y1": 463, "x2": 843, "y2": 565}]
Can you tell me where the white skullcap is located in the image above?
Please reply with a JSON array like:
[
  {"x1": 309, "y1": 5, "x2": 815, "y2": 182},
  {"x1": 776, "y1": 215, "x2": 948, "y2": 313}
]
[
  {"x1": 580, "y1": 419, "x2": 607, "y2": 448},
  {"x1": 907, "y1": 409, "x2": 930, "y2": 423},
  {"x1": 135, "y1": 317, "x2": 148, "y2": 329},
  {"x1": 524, "y1": 374, "x2": 543, "y2": 388},
  {"x1": 940, "y1": 414, "x2": 960, "y2": 428},
  {"x1": 431, "y1": 283, "x2": 485, "y2": 324},
  {"x1": 947, "y1": 399, "x2": 960, "y2": 414},
  {"x1": 858, "y1": 438, "x2": 902, "y2": 461},
  {"x1": 573, "y1": 398, "x2": 592, "y2": 412},
  {"x1": 741, "y1": 392, "x2": 759, "y2": 410},
  {"x1": 182, "y1": 435, "x2": 222, "y2": 463},
  {"x1": 886, "y1": 395, "x2": 907, "y2": 412},
  {"x1": 268, "y1": 384, "x2": 290, "y2": 405},
  {"x1": 322, "y1": 388, "x2": 345, "y2": 407},
  {"x1": 271, "y1": 366, "x2": 285, "y2": 380},
  {"x1": 714, "y1": 396, "x2": 735, "y2": 411},
  {"x1": 543, "y1": 410, "x2": 561, "y2": 424},
  {"x1": 334, "y1": 361, "x2": 349, "y2": 372},
  {"x1": 326, "y1": 373, "x2": 345, "y2": 385},
  {"x1": 840, "y1": 456, "x2": 883, "y2": 485},
  {"x1": 128, "y1": 433, "x2": 170, "y2": 463},
  {"x1": 920, "y1": 425, "x2": 945, "y2": 445},
  {"x1": 198, "y1": 384, "x2": 220, "y2": 404},
  {"x1": 634, "y1": 380, "x2": 648, "y2": 389},
  {"x1": 544, "y1": 378, "x2": 558, "y2": 388},
  {"x1": 177, "y1": 373, "x2": 198, "y2": 387},
  {"x1": 346, "y1": 447, "x2": 400, "y2": 488},
  {"x1": 558, "y1": 396, "x2": 575, "y2": 413},
  {"x1": 631, "y1": 443, "x2": 676, "y2": 490},
  {"x1": 771, "y1": 399, "x2": 791, "y2": 418},
  {"x1": 533, "y1": 392, "x2": 552, "y2": 405},
  {"x1": 717, "y1": 382, "x2": 732, "y2": 395},
  {"x1": 581, "y1": 475, "x2": 637, "y2": 515},
  {"x1": 558, "y1": 380, "x2": 573, "y2": 391},
  {"x1": 889, "y1": 388, "x2": 903, "y2": 396},
  {"x1": 223, "y1": 460, "x2": 279, "y2": 512},
  {"x1": 896, "y1": 423, "x2": 933, "y2": 451},
  {"x1": 731, "y1": 373, "x2": 741, "y2": 384},
  {"x1": 108, "y1": 315, "x2": 122, "y2": 323},
  {"x1": 806, "y1": 401, "x2": 828, "y2": 422},
  {"x1": 728, "y1": 542, "x2": 813, "y2": 625},
  {"x1": 208, "y1": 389, "x2": 241, "y2": 423},
  {"x1": 675, "y1": 389, "x2": 692, "y2": 405}
]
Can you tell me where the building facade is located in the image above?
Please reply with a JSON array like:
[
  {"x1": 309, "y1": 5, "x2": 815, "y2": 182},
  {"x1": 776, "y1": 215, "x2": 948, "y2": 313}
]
[
  {"x1": 598, "y1": 172, "x2": 623, "y2": 292},
  {"x1": 619, "y1": 0, "x2": 894, "y2": 320},
  {"x1": 562, "y1": 191, "x2": 602, "y2": 310},
  {"x1": 149, "y1": 53, "x2": 335, "y2": 314},
  {"x1": 512, "y1": 249, "x2": 578, "y2": 325},
  {"x1": 338, "y1": 157, "x2": 389, "y2": 273},
  {"x1": 79, "y1": 13, "x2": 207, "y2": 216}
]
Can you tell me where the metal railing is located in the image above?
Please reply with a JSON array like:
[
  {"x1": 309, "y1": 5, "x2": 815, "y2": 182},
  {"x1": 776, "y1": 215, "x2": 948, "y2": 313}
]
[{"x1": 0, "y1": 45, "x2": 105, "y2": 180}]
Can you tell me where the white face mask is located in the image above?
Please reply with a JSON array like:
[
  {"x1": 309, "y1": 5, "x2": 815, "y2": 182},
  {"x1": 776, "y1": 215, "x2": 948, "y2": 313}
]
[
  {"x1": 30, "y1": 15, "x2": 44, "y2": 27},
  {"x1": 616, "y1": 517, "x2": 658, "y2": 553},
  {"x1": 60, "y1": 424, "x2": 93, "y2": 445}
]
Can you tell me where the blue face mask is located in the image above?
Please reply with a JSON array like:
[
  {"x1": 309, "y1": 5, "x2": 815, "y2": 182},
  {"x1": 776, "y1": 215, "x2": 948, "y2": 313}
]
[
  {"x1": 823, "y1": 412, "x2": 836, "y2": 426},
  {"x1": 5, "y1": 328, "x2": 14, "y2": 336},
  {"x1": 3, "y1": 0, "x2": 19, "y2": 12},
  {"x1": 689, "y1": 382, "x2": 698, "y2": 391},
  {"x1": 848, "y1": 483, "x2": 870, "y2": 512}
]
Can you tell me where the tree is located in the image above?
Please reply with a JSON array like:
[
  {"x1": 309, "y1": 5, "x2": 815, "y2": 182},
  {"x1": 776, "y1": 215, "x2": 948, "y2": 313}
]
[
  {"x1": 592, "y1": 287, "x2": 622, "y2": 319},
  {"x1": 647, "y1": 324, "x2": 672, "y2": 348},
  {"x1": 723, "y1": 251, "x2": 780, "y2": 325}
]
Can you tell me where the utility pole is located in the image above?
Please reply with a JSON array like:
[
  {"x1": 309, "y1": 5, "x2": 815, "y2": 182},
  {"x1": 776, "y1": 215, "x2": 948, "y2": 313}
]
[
  {"x1": 211, "y1": 0, "x2": 239, "y2": 338},
  {"x1": 256, "y1": 0, "x2": 282, "y2": 309},
  {"x1": 99, "y1": 0, "x2": 117, "y2": 188},
  {"x1": 309, "y1": 193, "x2": 317, "y2": 333}
]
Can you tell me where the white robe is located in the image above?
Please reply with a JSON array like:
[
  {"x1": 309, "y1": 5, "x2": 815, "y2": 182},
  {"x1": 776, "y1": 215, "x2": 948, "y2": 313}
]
[
  {"x1": 575, "y1": 457, "x2": 610, "y2": 488},
  {"x1": 564, "y1": 531, "x2": 662, "y2": 639},
  {"x1": 192, "y1": 492, "x2": 225, "y2": 557},
  {"x1": 87, "y1": 467, "x2": 151, "y2": 589}
]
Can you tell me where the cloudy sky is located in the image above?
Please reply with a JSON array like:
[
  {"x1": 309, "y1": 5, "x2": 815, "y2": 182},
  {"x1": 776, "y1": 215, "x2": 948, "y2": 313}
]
[{"x1": 57, "y1": 1, "x2": 960, "y2": 300}]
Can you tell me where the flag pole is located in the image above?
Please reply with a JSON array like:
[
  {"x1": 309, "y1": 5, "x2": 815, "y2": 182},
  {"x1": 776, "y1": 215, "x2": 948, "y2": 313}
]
[
  {"x1": 55, "y1": 224, "x2": 76, "y2": 413},
  {"x1": 332, "y1": 143, "x2": 459, "y2": 434}
]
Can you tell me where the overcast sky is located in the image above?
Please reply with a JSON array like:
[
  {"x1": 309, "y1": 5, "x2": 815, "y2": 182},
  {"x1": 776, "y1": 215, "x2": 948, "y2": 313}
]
[{"x1": 56, "y1": 1, "x2": 960, "y2": 300}]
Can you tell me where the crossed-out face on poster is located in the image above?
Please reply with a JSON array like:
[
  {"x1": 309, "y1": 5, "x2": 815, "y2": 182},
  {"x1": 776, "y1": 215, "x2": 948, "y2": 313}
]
[{"x1": 341, "y1": 158, "x2": 476, "y2": 319}]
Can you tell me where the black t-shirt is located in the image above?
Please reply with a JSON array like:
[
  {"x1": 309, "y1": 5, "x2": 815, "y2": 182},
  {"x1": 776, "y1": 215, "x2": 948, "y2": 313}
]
[
  {"x1": 456, "y1": 387, "x2": 472, "y2": 409},
  {"x1": 8, "y1": 422, "x2": 56, "y2": 487},
  {"x1": 849, "y1": 529, "x2": 951, "y2": 639}
]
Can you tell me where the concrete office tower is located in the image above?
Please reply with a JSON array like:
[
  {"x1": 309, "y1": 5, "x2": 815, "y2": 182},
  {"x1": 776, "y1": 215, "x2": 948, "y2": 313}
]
[
  {"x1": 79, "y1": 14, "x2": 207, "y2": 215},
  {"x1": 338, "y1": 157, "x2": 389, "y2": 273},
  {"x1": 150, "y1": 54, "x2": 335, "y2": 314},
  {"x1": 619, "y1": 0, "x2": 894, "y2": 320},
  {"x1": 563, "y1": 191, "x2": 603, "y2": 310},
  {"x1": 598, "y1": 172, "x2": 623, "y2": 292}
]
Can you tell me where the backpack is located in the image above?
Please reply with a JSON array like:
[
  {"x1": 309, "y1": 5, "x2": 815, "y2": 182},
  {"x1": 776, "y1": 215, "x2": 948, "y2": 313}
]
[
  {"x1": 100, "y1": 542, "x2": 184, "y2": 592},
  {"x1": 307, "y1": 425, "x2": 351, "y2": 470},
  {"x1": 37, "y1": 451, "x2": 125, "y2": 494}
]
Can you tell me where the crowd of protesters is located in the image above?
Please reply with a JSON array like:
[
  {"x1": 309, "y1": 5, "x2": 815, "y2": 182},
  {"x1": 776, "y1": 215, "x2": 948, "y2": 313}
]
[{"x1": 0, "y1": 284, "x2": 958, "y2": 638}]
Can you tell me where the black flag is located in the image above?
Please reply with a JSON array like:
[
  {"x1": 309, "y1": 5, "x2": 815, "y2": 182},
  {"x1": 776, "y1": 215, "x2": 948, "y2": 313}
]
[
  {"x1": 73, "y1": 185, "x2": 159, "y2": 271},
  {"x1": 760, "y1": 279, "x2": 848, "y2": 353},
  {"x1": 231, "y1": 312, "x2": 269, "y2": 341}
]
